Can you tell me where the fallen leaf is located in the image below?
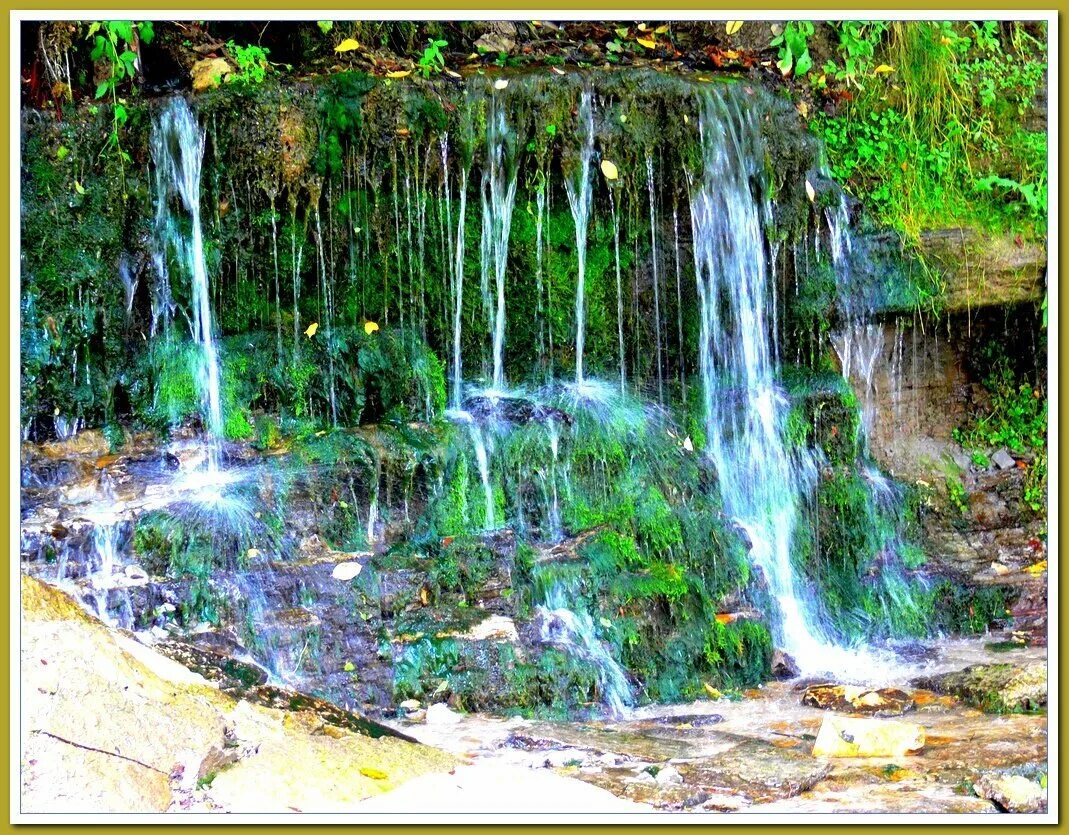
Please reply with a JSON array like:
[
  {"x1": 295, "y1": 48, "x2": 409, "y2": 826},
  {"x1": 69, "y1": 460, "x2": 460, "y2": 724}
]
[
  {"x1": 600, "y1": 160, "x2": 619, "y2": 180},
  {"x1": 73, "y1": 181, "x2": 85, "y2": 195},
  {"x1": 703, "y1": 683, "x2": 722, "y2": 700},
  {"x1": 335, "y1": 38, "x2": 360, "y2": 53},
  {"x1": 364, "y1": 321, "x2": 379, "y2": 335},
  {"x1": 805, "y1": 179, "x2": 816, "y2": 202},
  {"x1": 550, "y1": 66, "x2": 565, "y2": 75},
  {"x1": 726, "y1": 20, "x2": 744, "y2": 36},
  {"x1": 636, "y1": 37, "x2": 657, "y2": 49},
  {"x1": 797, "y1": 101, "x2": 809, "y2": 118},
  {"x1": 385, "y1": 70, "x2": 412, "y2": 79},
  {"x1": 1025, "y1": 560, "x2": 1047, "y2": 575},
  {"x1": 494, "y1": 78, "x2": 509, "y2": 90},
  {"x1": 655, "y1": 24, "x2": 669, "y2": 34},
  {"x1": 683, "y1": 436, "x2": 693, "y2": 451},
  {"x1": 873, "y1": 64, "x2": 894, "y2": 74},
  {"x1": 445, "y1": 69, "x2": 462, "y2": 78},
  {"x1": 305, "y1": 322, "x2": 319, "y2": 338},
  {"x1": 344, "y1": 661, "x2": 356, "y2": 672},
  {"x1": 359, "y1": 766, "x2": 388, "y2": 780}
]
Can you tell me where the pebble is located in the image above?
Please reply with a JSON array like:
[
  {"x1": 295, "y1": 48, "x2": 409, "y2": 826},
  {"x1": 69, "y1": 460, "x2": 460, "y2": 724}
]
[{"x1": 425, "y1": 702, "x2": 463, "y2": 725}]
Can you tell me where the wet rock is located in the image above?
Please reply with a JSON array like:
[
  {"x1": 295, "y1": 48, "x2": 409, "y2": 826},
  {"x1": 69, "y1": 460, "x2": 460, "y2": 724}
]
[
  {"x1": 912, "y1": 662, "x2": 1046, "y2": 713},
  {"x1": 331, "y1": 561, "x2": 363, "y2": 581},
  {"x1": 655, "y1": 765, "x2": 684, "y2": 786},
  {"x1": 771, "y1": 649, "x2": 799, "y2": 679},
  {"x1": 461, "y1": 395, "x2": 573, "y2": 427},
  {"x1": 991, "y1": 448, "x2": 1017, "y2": 470},
  {"x1": 812, "y1": 715, "x2": 925, "y2": 758},
  {"x1": 426, "y1": 703, "x2": 463, "y2": 725},
  {"x1": 802, "y1": 684, "x2": 915, "y2": 717},
  {"x1": 474, "y1": 21, "x2": 518, "y2": 54},
  {"x1": 974, "y1": 773, "x2": 1047, "y2": 813}
]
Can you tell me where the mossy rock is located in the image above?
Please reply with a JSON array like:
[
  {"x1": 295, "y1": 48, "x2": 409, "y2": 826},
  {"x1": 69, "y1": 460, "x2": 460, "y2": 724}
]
[{"x1": 912, "y1": 661, "x2": 1046, "y2": 714}]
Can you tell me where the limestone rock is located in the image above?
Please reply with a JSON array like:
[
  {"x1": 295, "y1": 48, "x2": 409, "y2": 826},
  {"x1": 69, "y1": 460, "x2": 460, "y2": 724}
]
[
  {"x1": 812, "y1": 715, "x2": 925, "y2": 758},
  {"x1": 991, "y1": 448, "x2": 1017, "y2": 470},
  {"x1": 919, "y1": 227, "x2": 1046, "y2": 312},
  {"x1": 912, "y1": 663, "x2": 1046, "y2": 713},
  {"x1": 802, "y1": 684, "x2": 915, "y2": 717},
  {"x1": 20, "y1": 575, "x2": 456, "y2": 813},
  {"x1": 191, "y1": 57, "x2": 232, "y2": 92},
  {"x1": 331, "y1": 561, "x2": 363, "y2": 581},
  {"x1": 655, "y1": 765, "x2": 684, "y2": 786},
  {"x1": 974, "y1": 773, "x2": 1047, "y2": 813}
]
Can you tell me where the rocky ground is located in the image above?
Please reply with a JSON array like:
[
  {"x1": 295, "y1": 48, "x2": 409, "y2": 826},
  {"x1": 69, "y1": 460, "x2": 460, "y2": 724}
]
[{"x1": 390, "y1": 639, "x2": 1048, "y2": 814}]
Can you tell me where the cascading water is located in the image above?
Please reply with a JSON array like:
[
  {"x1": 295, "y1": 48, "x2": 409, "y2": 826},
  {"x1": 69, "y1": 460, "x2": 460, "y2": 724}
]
[
  {"x1": 827, "y1": 195, "x2": 885, "y2": 440},
  {"x1": 480, "y1": 91, "x2": 518, "y2": 394},
  {"x1": 538, "y1": 579, "x2": 633, "y2": 717},
  {"x1": 152, "y1": 97, "x2": 224, "y2": 470},
  {"x1": 689, "y1": 89, "x2": 856, "y2": 675},
  {"x1": 565, "y1": 86, "x2": 596, "y2": 386}
]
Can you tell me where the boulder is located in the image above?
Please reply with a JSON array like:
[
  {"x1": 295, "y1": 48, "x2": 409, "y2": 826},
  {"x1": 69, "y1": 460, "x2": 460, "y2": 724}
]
[
  {"x1": 331, "y1": 561, "x2": 363, "y2": 581},
  {"x1": 974, "y1": 773, "x2": 1047, "y2": 813},
  {"x1": 20, "y1": 575, "x2": 456, "y2": 813},
  {"x1": 771, "y1": 649, "x2": 799, "y2": 679},
  {"x1": 802, "y1": 684, "x2": 915, "y2": 717},
  {"x1": 811, "y1": 715, "x2": 925, "y2": 758},
  {"x1": 426, "y1": 703, "x2": 463, "y2": 725},
  {"x1": 912, "y1": 663, "x2": 1046, "y2": 713},
  {"x1": 991, "y1": 448, "x2": 1017, "y2": 470}
]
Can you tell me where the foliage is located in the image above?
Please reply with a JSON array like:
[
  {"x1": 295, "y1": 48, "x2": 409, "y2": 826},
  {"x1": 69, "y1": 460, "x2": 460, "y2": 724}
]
[
  {"x1": 85, "y1": 20, "x2": 153, "y2": 181},
  {"x1": 810, "y1": 20, "x2": 1047, "y2": 239},
  {"x1": 417, "y1": 38, "x2": 448, "y2": 77},
  {"x1": 225, "y1": 40, "x2": 274, "y2": 85},
  {"x1": 771, "y1": 21, "x2": 815, "y2": 77},
  {"x1": 954, "y1": 346, "x2": 1046, "y2": 455}
]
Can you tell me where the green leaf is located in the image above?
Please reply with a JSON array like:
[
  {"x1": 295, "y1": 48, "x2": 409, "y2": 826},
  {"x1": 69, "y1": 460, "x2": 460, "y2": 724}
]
[
  {"x1": 55, "y1": 145, "x2": 69, "y2": 161},
  {"x1": 90, "y1": 35, "x2": 107, "y2": 61},
  {"x1": 94, "y1": 80, "x2": 110, "y2": 99},
  {"x1": 110, "y1": 21, "x2": 134, "y2": 45},
  {"x1": 795, "y1": 49, "x2": 813, "y2": 76},
  {"x1": 317, "y1": 20, "x2": 333, "y2": 34},
  {"x1": 139, "y1": 21, "x2": 154, "y2": 44},
  {"x1": 113, "y1": 103, "x2": 128, "y2": 126}
]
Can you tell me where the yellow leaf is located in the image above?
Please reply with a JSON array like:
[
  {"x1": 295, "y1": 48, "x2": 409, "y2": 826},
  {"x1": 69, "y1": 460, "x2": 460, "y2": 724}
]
[
  {"x1": 797, "y1": 101, "x2": 809, "y2": 119},
  {"x1": 334, "y1": 38, "x2": 360, "y2": 53},
  {"x1": 726, "y1": 20, "x2": 744, "y2": 36},
  {"x1": 359, "y1": 767, "x2": 389, "y2": 780},
  {"x1": 305, "y1": 322, "x2": 319, "y2": 338},
  {"x1": 615, "y1": 27, "x2": 630, "y2": 38},
  {"x1": 637, "y1": 23, "x2": 648, "y2": 31},
  {"x1": 385, "y1": 70, "x2": 411, "y2": 79},
  {"x1": 364, "y1": 321, "x2": 379, "y2": 335},
  {"x1": 805, "y1": 180, "x2": 816, "y2": 203},
  {"x1": 874, "y1": 64, "x2": 895, "y2": 74},
  {"x1": 1025, "y1": 560, "x2": 1047, "y2": 575},
  {"x1": 73, "y1": 181, "x2": 85, "y2": 195},
  {"x1": 703, "y1": 683, "x2": 722, "y2": 700},
  {"x1": 600, "y1": 160, "x2": 619, "y2": 180},
  {"x1": 655, "y1": 24, "x2": 669, "y2": 34},
  {"x1": 636, "y1": 37, "x2": 657, "y2": 49}
]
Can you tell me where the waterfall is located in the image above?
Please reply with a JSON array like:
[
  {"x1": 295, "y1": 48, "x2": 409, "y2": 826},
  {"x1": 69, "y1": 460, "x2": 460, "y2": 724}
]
[
  {"x1": 447, "y1": 143, "x2": 469, "y2": 409},
  {"x1": 689, "y1": 88, "x2": 845, "y2": 674},
  {"x1": 538, "y1": 579, "x2": 633, "y2": 717},
  {"x1": 565, "y1": 86, "x2": 595, "y2": 385},
  {"x1": 609, "y1": 190, "x2": 626, "y2": 393},
  {"x1": 152, "y1": 97, "x2": 224, "y2": 469},
  {"x1": 480, "y1": 91, "x2": 518, "y2": 393},
  {"x1": 645, "y1": 152, "x2": 664, "y2": 405}
]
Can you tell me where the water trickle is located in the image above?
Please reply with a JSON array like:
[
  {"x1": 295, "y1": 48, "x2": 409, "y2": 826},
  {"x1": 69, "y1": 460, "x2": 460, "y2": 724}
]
[
  {"x1": 538, "y1": 579, "x2": 633, "y2": 717},
  {"x1": 645, "y1": 152, "x2": 664, "y2": 405},
  {"x1": 565, "y1": 86, "x2": 596, "y2": 385},
  {"x1": 689, "y1": 89, "x2": 846, "y2": 675},
  {"x1": 451, "y1": 162, "x2": 469, "y2": 408},
  {"x1": 152, "y1": 97, "x2": 224, "y2": 468},
  {"x1": 447, "y1": 409, "x2": 496, "y2": 530},
  {"x1": 609, "y1": 190, "x2": 626, "y2": 394},
  {"x1": 480, "y1": 91, "x2": 518, "y2": 393}
]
